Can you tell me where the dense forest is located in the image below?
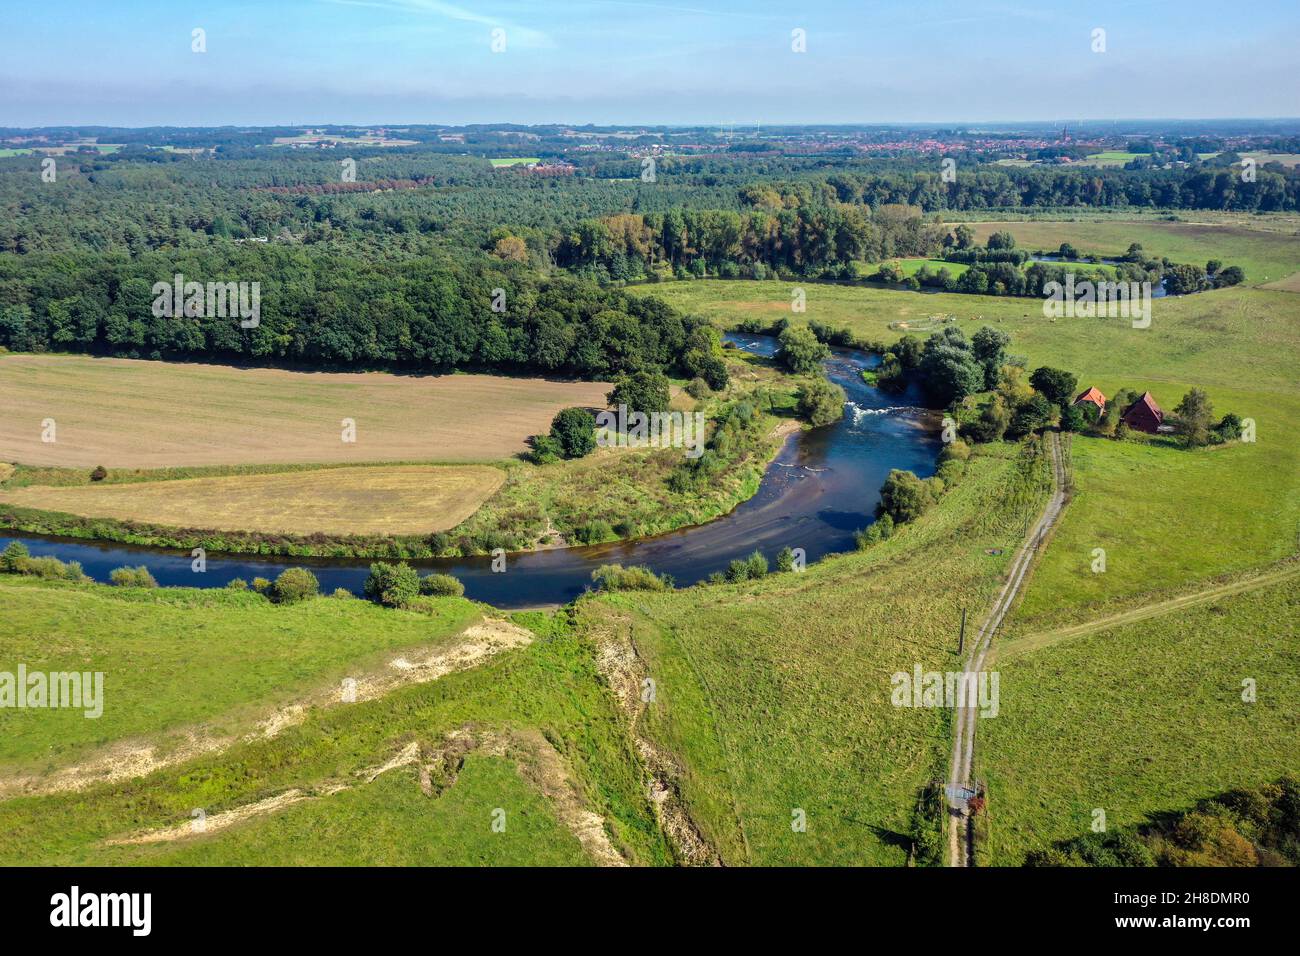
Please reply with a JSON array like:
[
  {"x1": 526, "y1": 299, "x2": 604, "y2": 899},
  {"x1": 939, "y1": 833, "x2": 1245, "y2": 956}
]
[
  {"x1": 0, "y1": 246, "x2": 726, "y2": 381},
  {"x1": 0, "y1": 130, "x2": 1294, "y2": 372}
]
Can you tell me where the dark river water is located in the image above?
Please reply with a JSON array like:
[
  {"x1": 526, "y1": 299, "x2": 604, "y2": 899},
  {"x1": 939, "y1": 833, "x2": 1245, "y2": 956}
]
[{"x1": 1, "y1": 334, "x2": 941, "y2": 607}]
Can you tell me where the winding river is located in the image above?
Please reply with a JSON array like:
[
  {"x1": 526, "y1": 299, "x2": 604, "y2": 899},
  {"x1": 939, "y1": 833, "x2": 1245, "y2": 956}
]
[{"x1": 1, "y1": 334, "x2": 941, "y2": 607}]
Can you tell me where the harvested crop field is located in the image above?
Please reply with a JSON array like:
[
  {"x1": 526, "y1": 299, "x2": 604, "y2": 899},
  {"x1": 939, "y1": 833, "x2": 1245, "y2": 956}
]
[
  {"x1": 0, "y1": 355, "x2": 611, "y2": 467},
  {"x1": 0, "y1": 464, "x2": 505, "y2": 536}
]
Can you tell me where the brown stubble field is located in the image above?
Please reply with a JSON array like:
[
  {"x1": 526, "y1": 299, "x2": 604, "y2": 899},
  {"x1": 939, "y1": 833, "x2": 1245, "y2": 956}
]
[
  {"x1": 0, "y1": 464, "x2": 506, "y2": 536},
  {"x1": 0, "y1": 355, "x2": 611, "y2": 467}
]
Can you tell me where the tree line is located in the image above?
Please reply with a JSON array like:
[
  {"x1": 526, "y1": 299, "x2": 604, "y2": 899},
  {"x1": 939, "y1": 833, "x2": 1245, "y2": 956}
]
[{"x1": 0, "y1": 244, "x2": 727, "y2": 383}]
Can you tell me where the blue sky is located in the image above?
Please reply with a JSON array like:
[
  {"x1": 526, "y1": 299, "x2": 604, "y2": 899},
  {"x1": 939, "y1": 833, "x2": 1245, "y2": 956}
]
[{"x1": 2, "y1": 0, "x2": 1297, "y2": 126}]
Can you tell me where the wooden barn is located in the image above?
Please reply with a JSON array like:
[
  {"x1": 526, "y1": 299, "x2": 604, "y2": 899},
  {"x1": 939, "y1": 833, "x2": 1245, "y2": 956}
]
[
  {"x1": 1121, "y1": 391, "x2": 1164, "y2": 433},
  {"x1": 1072, "y1": 386, "x2": 1107, "y2": 416}
]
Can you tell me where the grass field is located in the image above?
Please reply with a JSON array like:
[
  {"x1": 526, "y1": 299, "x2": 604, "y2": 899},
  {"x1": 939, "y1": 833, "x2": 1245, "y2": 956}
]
[
  {"x1": 1008, "y1": 435, "x2": 1299, "y2": 632},
  {"x1": 144, "y1": 756, "x2": 595, "y2": 866},
  {"x1": 575, "y1": 441, "x2": 1052, "y2": 865},
  {"x1": 0, "y1": 596, "x2": 671, "y2": 867},
  {"x1": 0, "y1": 464, "x2": 505, "y2": 537},
  {"x1": 965, "y1": 219, "x2": 1300, "y2": 285},
  {"x1": 0, "y1": 354, "x2": 611, "y2": 468},
  {"x1": 1079, "y1": 151, "x2": 1143, "y2": 166},
  {"x1": 489, "y1": 157, "x2": 541, "y2": 167},
  {"x1": 885, "y1": 257, "x2": 970, "y2": 278},
  {"x1": 979, "y1": 573, "x2": 1300, "y2": 865},
  {"x1": 0, "y1": 576, "x2": 482, "y2": 772}
]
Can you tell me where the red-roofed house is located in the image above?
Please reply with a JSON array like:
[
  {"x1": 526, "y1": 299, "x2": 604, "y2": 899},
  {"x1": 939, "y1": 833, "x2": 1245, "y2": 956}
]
[
  {"x1": 1121, "y1": 391, "x2": 1164, "y2": 433},
  {"x1": 1072, "y1": 386, "x2": 1107, "y2": 416}
]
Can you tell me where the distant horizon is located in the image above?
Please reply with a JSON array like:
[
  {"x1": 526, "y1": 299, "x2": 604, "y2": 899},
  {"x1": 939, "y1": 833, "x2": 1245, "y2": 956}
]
[
  {"x1": 6, "y1": 118, "x2": 1300, "y2": 133},
  {"x1": 3, "y1": 0, "x2": 1298, "y2": 128}
]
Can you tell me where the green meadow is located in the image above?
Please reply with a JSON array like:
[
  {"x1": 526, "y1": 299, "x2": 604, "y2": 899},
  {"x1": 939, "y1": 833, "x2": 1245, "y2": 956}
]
[
  {"x1": 0, "y1": 577, "x2": 481, "y2": 771},
  {"x1": 979, "y1": 573, "x2": 1300, "y2": 865},
  {"x1": 0, "y1": 608, "x2": 671, "y2": 866}
]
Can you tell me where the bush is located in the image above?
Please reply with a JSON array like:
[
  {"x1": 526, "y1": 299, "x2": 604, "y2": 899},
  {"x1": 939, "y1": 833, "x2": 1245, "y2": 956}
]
[
  {"x1": 1, "y1": 540, "x2": 29, "y2": 572},
  {"x1": 777, "y1": 326, "x2": 830, "y2": 374},
  {"x1": 775, "y1": 546, "x2": 798, "y2": 572},
  {"x1": 970, "y1": 396, "x2": 1011, "y2": 443},
  {"x1": 570, "y1": 519, "x2": 615, "y2": 545},
  {"x1": 855, "y1": 513, "x2": 895, "y2": 549},
  {"x1": 549, "y1": 407, "x2": 597, "y2": 459},
  {"x1": 529, "y1": 433, "x2": 564, "y2": 464},
  {"x1": 419, "y1": 572, "x2": 465, "y2": 597},
  {"x1": 685, "y1": 377, "x2": 712, "y2": 400},
  {"x1": 878, "y1": 469, "x2": 937, "y2": 525},
  {"x1": 1028, "y1": 366, "x2": 1078, "y2": 407},
  {"x1": 1214, "y1": 412, "x2": 1243, "y2": 443},
  {"x1": 109, "y1": 565, "x2": 158, "y2": 588},
  {"x1": 332, "y1": 587, "x2": 353, "y2": 598},
  {"x1": 273, "y1": 567, "x2": 319, "y2": 603},
  {"x1": 90, "y1": 465, "x2": 108, "y2": 482},
  {"x1": 607, "y1": 370, "x2": 672, "y2": 415},
  {"x1": 364, "y1": 561, "x2": 421, "y2": 607},
  {"x1": 225, "y1": 577, "x2": 249, "y2": 590},
  {"x1": 939, "y1": 437, "x2": 972, "y2": 463},
  {"x1": 590, "y1": 563, "x2": 673, "y2": 592},
  {"x1": 725, "y1": 550, "x2": 768, "y2": 582},
  {"x1": 796, "y1": 377, "x2": 847, "y2": 427},
  {"x1": 251, "y1": 577, "x2": 272, "y2": 593}
]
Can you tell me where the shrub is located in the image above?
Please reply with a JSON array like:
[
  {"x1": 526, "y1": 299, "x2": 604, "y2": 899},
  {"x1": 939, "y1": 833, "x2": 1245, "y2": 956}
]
[
  {"x1": 570, "y1": 519, "x2": 615, "y2": 545},
  {"x1": 607, "y1": 370, "x2": 672, "y2": 415},
  {"x1": 590, "y1": 564, "x2": 672, "y2": 592},
  {"x1": 89, "y1": 465, "x2": 108, "y2": 482},
  {"x1": 1028, "y1": 366, "x2": 1078, "y2": 407},
  {"x1": 939, "y1": 438, "x2": 972, "y2": 463},
  {"x1": 273, "y1": 567, "x2": 319, "y2": 603},
  {"x1": 529, "y1": 433, "x2": 564, "y2": 464},
  {"x1": 549, "y1": 407, "x2": 597, "y2": 459},
  {"x1": 225, "y1": 578, "x2": 249, "y2": 590},
  {"x1": 725, "y1": 550, "x2": 768, "y2": 582},
  {"x1": 685, "y1": 377, "x2": 712, "y2": 400},
  {"x1": 777, "y1": 326, "x2": 830, "y2": 374},
  {"x1": 796, "y1": 377, "x2": 847, "y2": 427},
  {"x1": 1008, "y1": 393, "x2": 1054, "y2": 439},
  {"x1": 775, "y1": 546, "x2": 798, "y2": 572},
  {"x1": 419, "y1": 572, "x2": 465, "y2": 597},
  {"x1": 109, "y1": 565, "x2": 158, "y2": 588},
  {"x1": 251, "y1": 577, "x2": 272, "y2": 593},
  {"x1": 970, "y1": 396, "x2": 1011, "y2": 443},
  {"x1": 1, "y1": 540, "x2": 29, "y2": 573},
  {"x1": 364, "y1": 561, "x2": 420, "y2": 607},
  {"x1": 1214, "y1": 412, "x2": 1244, "y2": 443},
  {"x1": 878, "y1": 470, "x2": 937, "y2": 525},
  {"x1": 855, "y1": 513, "x2": 895, "y2": 549}
]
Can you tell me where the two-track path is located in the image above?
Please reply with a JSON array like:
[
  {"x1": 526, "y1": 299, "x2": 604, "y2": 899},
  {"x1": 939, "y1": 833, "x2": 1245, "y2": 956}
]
[
  {"x1": 946, "y1": 432, "x2": 1069, "y2": 867},
  {"x1": 994, "y1": 561, "x2": 1300, "y2": 661}
]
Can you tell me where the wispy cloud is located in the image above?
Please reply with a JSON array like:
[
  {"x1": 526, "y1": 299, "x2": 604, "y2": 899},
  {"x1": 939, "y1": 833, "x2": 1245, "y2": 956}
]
[{"x1": 319, "y1": 0, "x2": 553, "y2": 47}]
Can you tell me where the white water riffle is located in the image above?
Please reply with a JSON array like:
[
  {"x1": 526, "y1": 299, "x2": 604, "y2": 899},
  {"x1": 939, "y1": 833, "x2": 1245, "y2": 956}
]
[{"x1": 847, "y1": 401, "x2": 919, "y2": 424}]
